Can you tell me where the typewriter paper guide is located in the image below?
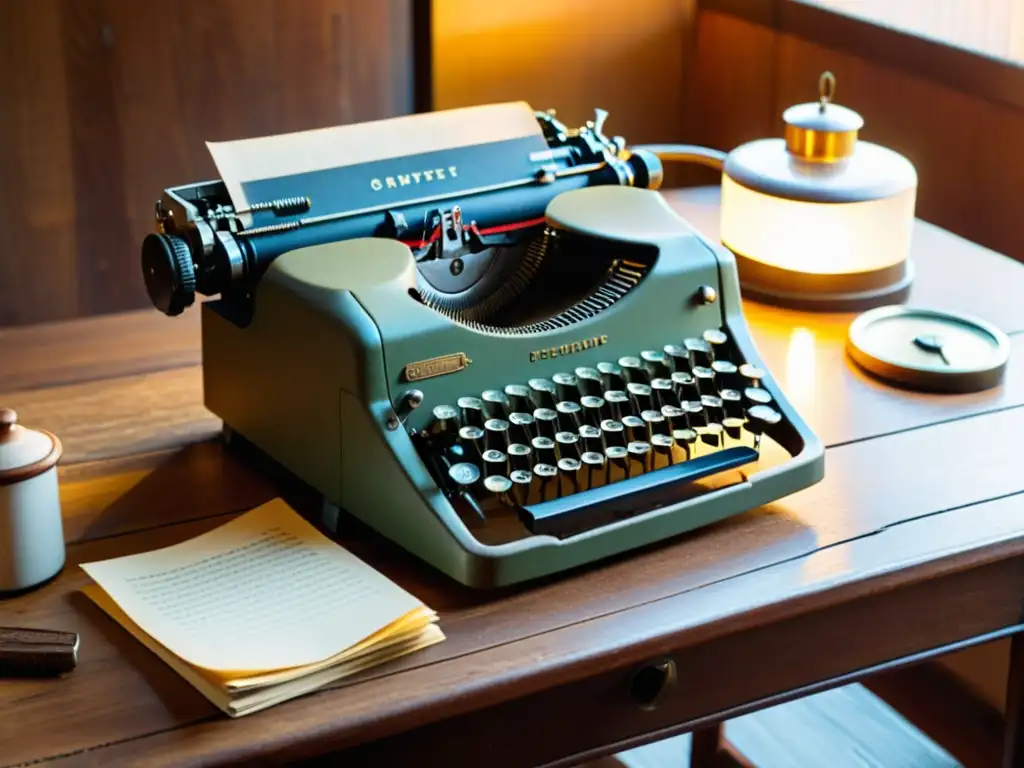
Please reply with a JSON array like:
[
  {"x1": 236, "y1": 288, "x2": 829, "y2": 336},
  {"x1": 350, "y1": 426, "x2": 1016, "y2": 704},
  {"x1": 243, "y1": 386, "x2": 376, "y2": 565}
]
[
  {"x1": 79, "y1": 498, "x2": 430, "y2": 674},
  {"x1": 206, "y1": 101, "x2": 550, "y2": 223}
]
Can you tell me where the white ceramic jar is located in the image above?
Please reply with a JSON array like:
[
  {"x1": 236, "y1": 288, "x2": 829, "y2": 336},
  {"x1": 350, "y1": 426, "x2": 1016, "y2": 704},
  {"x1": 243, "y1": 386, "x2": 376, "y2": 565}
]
[{"x1": 0, "y1": 408, "x2": 65, "y2": 593}]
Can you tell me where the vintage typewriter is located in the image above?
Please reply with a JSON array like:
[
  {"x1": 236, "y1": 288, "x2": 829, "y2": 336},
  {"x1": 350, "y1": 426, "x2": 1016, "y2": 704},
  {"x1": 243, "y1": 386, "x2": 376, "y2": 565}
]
[{"x1": 140, "y1": 102, "x2": 824, "y2": 588}]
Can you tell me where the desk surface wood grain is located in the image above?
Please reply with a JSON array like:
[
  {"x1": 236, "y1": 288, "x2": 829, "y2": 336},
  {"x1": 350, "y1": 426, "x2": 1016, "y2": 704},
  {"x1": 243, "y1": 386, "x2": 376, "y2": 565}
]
[{"x1": 1, "y1": 187, "x2": 1022, "y2": 767}]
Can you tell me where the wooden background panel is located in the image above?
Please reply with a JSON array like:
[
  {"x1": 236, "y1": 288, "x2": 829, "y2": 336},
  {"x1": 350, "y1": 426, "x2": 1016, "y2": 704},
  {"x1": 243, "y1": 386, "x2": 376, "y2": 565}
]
[
  {"x1": 0, "y1": 0, "x2": 415, "y2": 327},
  {"x1": 432, "y1": 0, "x2": 695, "y2": 162}
]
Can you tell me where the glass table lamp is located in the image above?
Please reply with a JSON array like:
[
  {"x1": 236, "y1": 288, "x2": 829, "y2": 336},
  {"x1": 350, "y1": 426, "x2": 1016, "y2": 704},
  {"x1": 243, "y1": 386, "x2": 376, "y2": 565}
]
[{"x1": 718, "y1": 73, "x2": 918, "y2": 311}]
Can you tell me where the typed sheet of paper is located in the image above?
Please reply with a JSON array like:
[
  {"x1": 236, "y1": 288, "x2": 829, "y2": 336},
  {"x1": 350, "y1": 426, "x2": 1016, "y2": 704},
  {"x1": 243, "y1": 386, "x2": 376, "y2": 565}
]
[{"x1": 80, "y1": 499, "x2": 425, "y2": 673}]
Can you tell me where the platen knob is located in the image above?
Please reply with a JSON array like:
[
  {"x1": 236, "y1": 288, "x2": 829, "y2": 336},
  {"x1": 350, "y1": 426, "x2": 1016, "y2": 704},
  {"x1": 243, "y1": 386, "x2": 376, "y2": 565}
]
[{"x1": 141, "y1": 233, "x2": 196, "y2": 316}]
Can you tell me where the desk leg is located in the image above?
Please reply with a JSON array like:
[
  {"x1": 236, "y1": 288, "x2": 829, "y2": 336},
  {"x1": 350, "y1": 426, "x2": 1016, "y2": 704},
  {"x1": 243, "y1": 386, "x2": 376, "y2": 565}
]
[
  {"x1": 690, "y1": 724, "x2": 723, "y2": 768},
  {"x1": 690, "y1": 724, "x2": 753, "y2": 768},
  {"x1": 1005, "y1": 632, "x2": 1024, "y2": 768}
]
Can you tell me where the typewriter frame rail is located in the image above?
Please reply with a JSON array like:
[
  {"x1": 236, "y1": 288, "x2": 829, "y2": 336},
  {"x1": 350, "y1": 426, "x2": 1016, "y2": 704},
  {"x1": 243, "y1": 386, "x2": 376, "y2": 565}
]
[{"x1": 199, "y1": 186, "x2": 824, "y2": 588}]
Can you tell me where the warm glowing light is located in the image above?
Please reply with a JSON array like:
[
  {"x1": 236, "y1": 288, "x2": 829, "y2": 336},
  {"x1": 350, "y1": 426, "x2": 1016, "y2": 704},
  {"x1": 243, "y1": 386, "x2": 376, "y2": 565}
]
[
  {"x1": 720, "y1": 175, "x2": 915, "y2": 275},
  {"x1": 784, "y1": 327, "x2": 818, "y2": 424}
]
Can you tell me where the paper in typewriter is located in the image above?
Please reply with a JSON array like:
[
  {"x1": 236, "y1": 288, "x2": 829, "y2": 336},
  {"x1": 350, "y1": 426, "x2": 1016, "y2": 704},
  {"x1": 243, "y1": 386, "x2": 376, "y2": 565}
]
[
  {"x1": 207, "y1": 101, "x2": 551, "y2": 225},
  {"x1": 79, "y1": 498, "x2": 437, "y2": 675}
]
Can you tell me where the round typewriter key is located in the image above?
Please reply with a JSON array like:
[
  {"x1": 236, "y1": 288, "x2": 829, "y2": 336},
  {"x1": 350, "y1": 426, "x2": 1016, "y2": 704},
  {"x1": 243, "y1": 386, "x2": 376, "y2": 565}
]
[
  {"x1": 458, "y1": 396, "x2": 485, "y2": 428},
  {"x1": 603, "y1": 390, "x2": 629, "y2": 421},
  {"x1": 597, "y1": 361, "x2": 624, "y2": 390},
  {"x1": 557, "y1": 457, "x2": 582, "y2": 494},
  {"x1": 723, "y1": 416, "x2": 745, "y2": 442},
  {"x1": 673, "y1": 428, "x2": 698, "y2": 460},
  {"x1": 578, "y1": 424, "x2": 603, "y2": 453},
  {"x1": 531, "y1": 435, "x2": 557, "y2": 466},
  {"x1": 533, "y1": 462, "x2": 558, "y2": 500},
  {"x1": 429, "y1": 404, "x2": 460, "y2": 443},
  {"x1": 621, "y1": 415, "x2": 646, "y2": 444},
  {"x1": 671, "y1": 371, "x2": 700, "y2": 401},
  {"x1": 604, "y1": 445, "x2": 629, "y2": 482},
  {"x1": 528, "y1": 378, "x2": 557, "y2": 409},
  {"x1": 746, "y1": 405, "x2": 782, "y2": 450},
  {"x1": 640, "y1": 350, "x2": 670, "y2": 379},
  {"x1": 484, "y1": 475, "x2": 512, "y2": 505},
  {"x1": 650, "y1": 378, "x2": 677, "y2": 409},
  {"x1": 555, "y1": 400, "x2": 582, "y2": 432},
  {"x1": 692, "y1": 366, "x2": 716, "y2": 396},
  {"x1": 483, "y1": 418, "x2": 510, "y2": 450},
  {"x1": 552, "y1": 372, "x2": 580, "y2": 402},
  {"x1": 482, "y1": 449, "x2": 507, "y2": 477},
  {"x1": 627, "y1": 382, "x2": 653, "y2": 413},
  {"x1": 685, "y1": 338, "x2": 714, "y2": 369},
  {"x1": 627, "y1": 441, "x2": 652, "y2": 475},
  {"x1": 664, "y1": 343, "x2": 690, "y2": 373},
  {"x1": 661, "y1": 404, "x2": 688, "y2": 433},
  {"x1": 744, "y1": 386, "x2": 773, "y2": 406},
  {"x1": 600, "y1": 418, "x2": 625, "y2": 447},
  {"x1": 481, "y1": 389, "x2": 510, "y2": 419},
  {"x1": 651, "y1": 433, "x2": 676, "y2": 466},
  {"x1": 581, "y1": 451, "x2": 606, "y2": 490},
  {"x1": 458, "y1": 425, "x2": 485, "y2": 463},
  {"x1": 747, "y1": 404, "x2": 782, "y2": 426},
  {"x1": 533, "y1": 407, "x2": 558, "y2": 438},
  {"x1": 580, "y1": 395, "x2": 605, "y2": 426},
  {"x1": 701, "y1": 422, "x2": 724, "y2": 449},
  {"x1": 703, "y1": 329, "x2": 729, "y2": 360},
  {"x1": 711, "y1": 360, "x2": 739, "y2": 390},
  {"x1": 685, "y1": 401, "x2": 708, "y2": 428},
  {"x1": 704, "y1": 328, "x2": 728, "y2": 345},
  {"x1": 575, "y1": 367, "x2": 603, "y2": 396},
  {"x1": 739, "y1": 363, "x2": 766, "y2": 386},
  {"x1": 508, "y1": 411, "x2": 536, "y2": 443},
  {"x1": 719, "y1": 388, "x2": 743, "y2": 418},
  {"x1": 700, "y1": 394, "x2": 725, "y2": 424},
  {"x1": 618, "y1": 356, "x2": 649, "y2": 385},
  {"x1": 555, "y1": 430, "x2": 580, "y2": 461},
  {"x1": 641, "y1": 409, "x2": 668, "y2": 436},
  {"x1": 448, "y1": 462, "x2": 480, "y2": 489},
  {"x1": 504, "y1": 383, "x2": 533, "y2": 413},
  {"x1": 507, "y1": 442, "x2": 533, "y2": 471},
  {"x1": 509, "y1": 469, "x2": 532, "y2": 504}
]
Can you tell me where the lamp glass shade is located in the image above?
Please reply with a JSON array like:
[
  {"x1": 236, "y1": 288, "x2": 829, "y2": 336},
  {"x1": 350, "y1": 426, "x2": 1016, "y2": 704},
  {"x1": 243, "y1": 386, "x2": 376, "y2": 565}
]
[{"x1": 720, "y1": 174, "x2": 916, "y2": 276}]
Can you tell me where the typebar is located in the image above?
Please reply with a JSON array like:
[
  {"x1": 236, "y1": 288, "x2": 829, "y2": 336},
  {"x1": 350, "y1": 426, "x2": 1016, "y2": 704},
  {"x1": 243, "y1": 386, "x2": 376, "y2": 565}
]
[{"x1": 518, "y1": 446, "x2": 758, "y2": 538}]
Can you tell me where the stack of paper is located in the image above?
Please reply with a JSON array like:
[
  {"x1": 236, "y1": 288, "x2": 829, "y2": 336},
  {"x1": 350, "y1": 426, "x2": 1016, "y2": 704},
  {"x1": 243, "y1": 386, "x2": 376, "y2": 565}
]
[{"x1": 80, "y1": 499, "x2": 444, "y2": 717}]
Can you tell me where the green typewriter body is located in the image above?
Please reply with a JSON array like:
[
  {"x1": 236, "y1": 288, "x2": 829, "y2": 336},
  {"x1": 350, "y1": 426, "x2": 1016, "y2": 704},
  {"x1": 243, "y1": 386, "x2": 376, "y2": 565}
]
[{"x1": 198, "y1": 185, "x2": 824, "y2": 588}]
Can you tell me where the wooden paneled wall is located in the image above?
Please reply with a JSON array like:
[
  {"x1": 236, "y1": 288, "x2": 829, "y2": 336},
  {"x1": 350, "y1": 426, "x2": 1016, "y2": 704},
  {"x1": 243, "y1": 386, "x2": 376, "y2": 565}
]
[
  {"x1": 432, "y1": 0, "x2": 699, "y2": 172},
  {"x1": 0, "y1": 0, "x2": 415, "y2": 327},
  {"x1": 686, "y1": 9, "x2": 1024, "y2": 264}
]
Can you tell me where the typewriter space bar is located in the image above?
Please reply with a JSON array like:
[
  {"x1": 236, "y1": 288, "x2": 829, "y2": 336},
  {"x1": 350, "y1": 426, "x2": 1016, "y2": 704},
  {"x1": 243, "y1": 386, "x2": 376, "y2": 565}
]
[{"x1": 519, "y1": 446, "x2": 758, "y2": 538}]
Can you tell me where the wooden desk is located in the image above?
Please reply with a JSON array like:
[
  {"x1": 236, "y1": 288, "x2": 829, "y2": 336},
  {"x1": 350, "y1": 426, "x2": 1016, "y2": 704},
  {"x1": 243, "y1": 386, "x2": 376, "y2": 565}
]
[{"x1": 2, "y1": 187, "x2": 1023, "y2": 767}]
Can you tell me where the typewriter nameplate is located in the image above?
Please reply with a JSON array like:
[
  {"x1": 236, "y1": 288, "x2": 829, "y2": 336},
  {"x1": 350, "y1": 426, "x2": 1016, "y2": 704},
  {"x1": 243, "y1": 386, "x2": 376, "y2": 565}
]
[
  {"x1": 530, "y1": 335, "x2": 608, "y2": 363},
  {"x1": 403, "y1": 353, "x2": 472, "y2": 382}
]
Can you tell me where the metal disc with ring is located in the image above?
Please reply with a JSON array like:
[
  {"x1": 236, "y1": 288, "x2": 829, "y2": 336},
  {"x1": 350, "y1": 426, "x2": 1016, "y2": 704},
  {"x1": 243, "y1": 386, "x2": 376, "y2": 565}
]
[{"x1": 846, "y1": 306, "x2": 1010, "y2": 393}]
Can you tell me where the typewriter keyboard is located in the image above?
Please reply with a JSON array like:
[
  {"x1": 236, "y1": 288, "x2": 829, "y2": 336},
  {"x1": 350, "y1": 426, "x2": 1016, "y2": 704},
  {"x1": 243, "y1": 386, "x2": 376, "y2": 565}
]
[{"x1": 415, "y1": 328, "x2": 783, "y2": 539}]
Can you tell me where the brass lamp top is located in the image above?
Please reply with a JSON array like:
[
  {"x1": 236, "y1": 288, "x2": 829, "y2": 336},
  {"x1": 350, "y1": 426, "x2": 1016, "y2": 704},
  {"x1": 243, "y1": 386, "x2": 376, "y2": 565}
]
[{"x1": 783, "y1": 72, "x2": 864, "y2": 162}]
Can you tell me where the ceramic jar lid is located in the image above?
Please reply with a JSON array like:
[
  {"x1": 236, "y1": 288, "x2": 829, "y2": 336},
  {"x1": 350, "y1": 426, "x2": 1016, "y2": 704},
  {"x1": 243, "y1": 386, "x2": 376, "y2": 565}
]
[
  {"x1": 0, "y1": 408, "x2": 63, "y2": 485},
  {"x1": 846, "y1": 306, "x2": 1011, "y2": 392}
]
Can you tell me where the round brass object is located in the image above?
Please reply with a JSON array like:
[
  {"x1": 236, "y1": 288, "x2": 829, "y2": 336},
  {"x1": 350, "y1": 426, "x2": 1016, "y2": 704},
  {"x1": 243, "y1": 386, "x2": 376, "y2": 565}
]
[{"x1": 846, "y1": 306, "x2": 1010, "y2": 393}]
